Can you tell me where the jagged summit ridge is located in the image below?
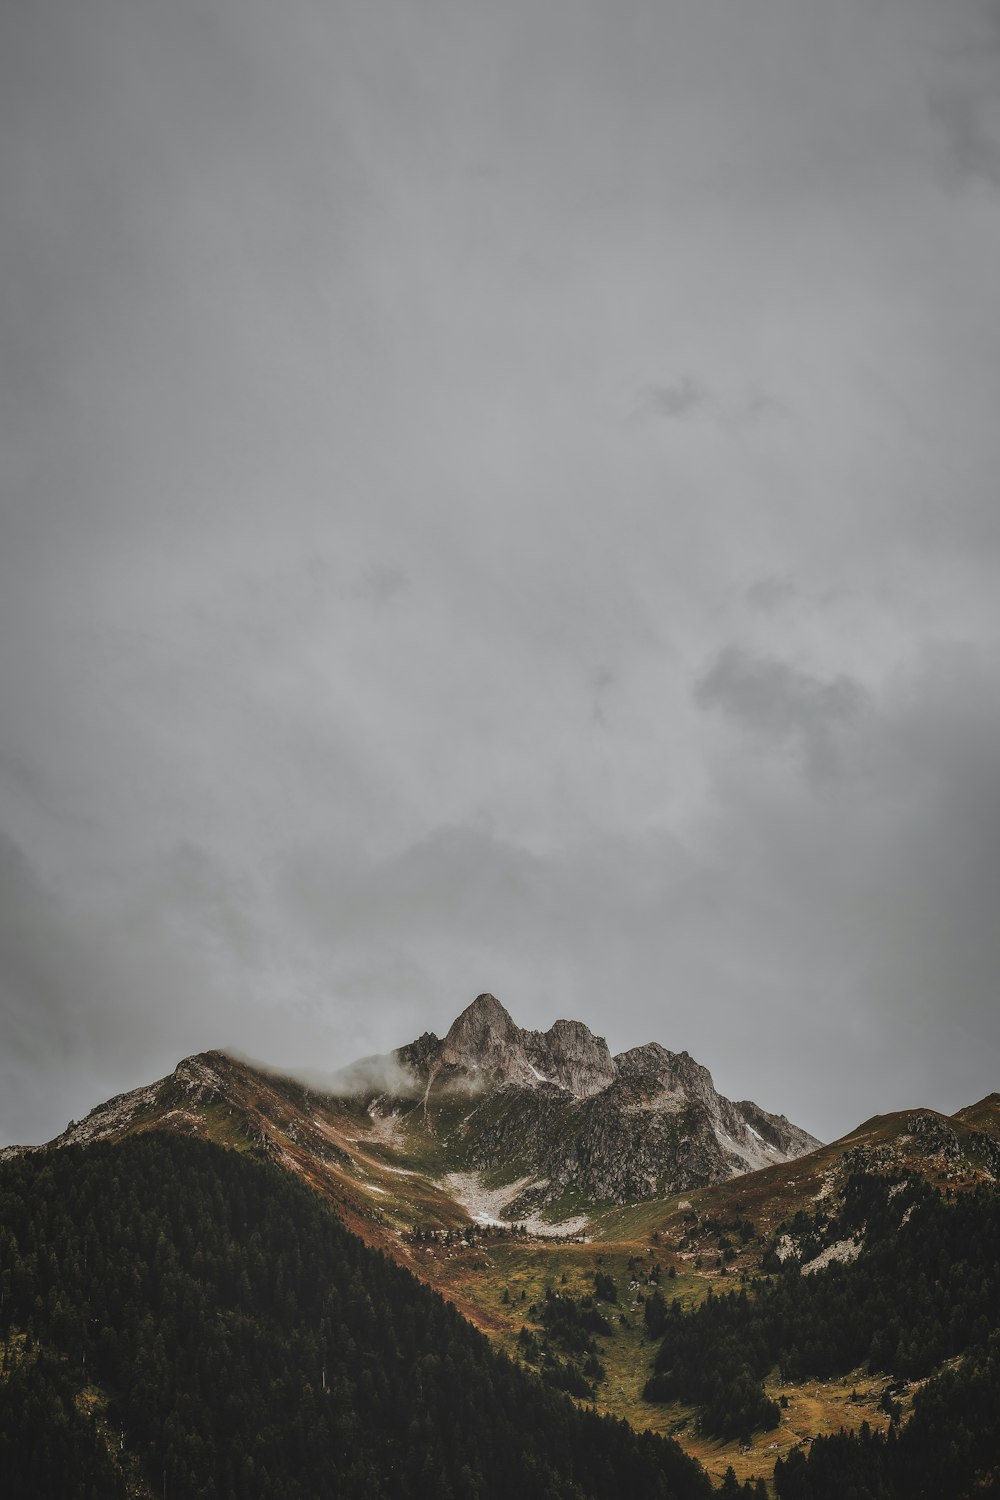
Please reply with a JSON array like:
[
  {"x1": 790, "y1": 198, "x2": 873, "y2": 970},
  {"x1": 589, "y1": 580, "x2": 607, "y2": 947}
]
[
  {"x1": 0, "y1": 993, "x2": 820, "y2": 1217},
  {"x1": 440, "y1": 994, "x2": 524, "y2": 1074},
  {"x1": 400, "y1": 992, "x2": 617, "y2": 1098},
  {"x1": 385, "y1": 993, "x2": 822, "y2": 1209}
]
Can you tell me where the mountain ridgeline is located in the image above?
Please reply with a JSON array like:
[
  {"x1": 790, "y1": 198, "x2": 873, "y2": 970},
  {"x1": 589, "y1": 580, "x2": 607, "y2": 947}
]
[
  {"x1": 7, "y1": 994, "x2": 821, "y2": 1235},
  {"x1": 385, "y1": 994, "x2": 820, "y2": 1212}
]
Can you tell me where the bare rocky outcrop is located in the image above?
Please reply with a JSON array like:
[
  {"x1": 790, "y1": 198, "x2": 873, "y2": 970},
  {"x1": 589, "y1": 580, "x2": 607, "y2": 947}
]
[
  {"x1": 397, "y1": 994, "x2": 616, "y2": 1099},
  {"x1": 524, "y1": 1017, "x2": 618, "y2": 1097},
  {"x1": 439, "y1": 993, "x2": 533, "y2": 1080},
  {"x1": 383, "y1": 993, "x2": 822, "y2": 1211},
  {"x1": 0, "y1": 1052, "x2": 235, "y2": 1157}
]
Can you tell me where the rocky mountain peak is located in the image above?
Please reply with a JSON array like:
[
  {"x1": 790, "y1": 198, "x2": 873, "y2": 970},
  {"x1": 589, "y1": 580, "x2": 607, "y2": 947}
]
[
  {"x1": 379, "y1": 993, "x2": 825, "y2": 1209},
  {"x1": 440, "y1": 993, "x2": 521, "y2": 1073},
  {"x1": 613, "y1": 1043, "x2": 717, "y2": 1109},
  {"x1": 404, "y1": 994, "x2": 616, "y2": 1098},
  {"x1": 525, "y1": 1017, "x2": 617, "y2": 1097}
]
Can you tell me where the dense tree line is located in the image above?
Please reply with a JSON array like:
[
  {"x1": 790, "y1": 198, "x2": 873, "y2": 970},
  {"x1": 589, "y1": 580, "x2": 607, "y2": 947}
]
[
  {"x1": 773, "y1": 1331, "x2": 1000, "y2": 1499},
  {"x1": 593, "y1": 1273, "x2": 618, "y2": 1305},
  {"x1": 515, "y1": 1288, "x2": 612, "y2": 1399},
  {"x1": 0, "y1": 1349, "x2": 128, "y2": 1499},
  {"x1": 0, "y1": 1134, "x2": 712, "y2": 1500},
  {"x1": 644, "y1": 1173, "x2": 1000, "y2": 1440},
  {"x1": 535, "y1": 1288, "x2": 613, "y2": 1354}
]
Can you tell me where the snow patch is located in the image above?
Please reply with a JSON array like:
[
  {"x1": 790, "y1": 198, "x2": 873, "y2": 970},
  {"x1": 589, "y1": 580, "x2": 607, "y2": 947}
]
[{"x1": 443, "y1": 1170, "x2": 589, "y2": 1239}]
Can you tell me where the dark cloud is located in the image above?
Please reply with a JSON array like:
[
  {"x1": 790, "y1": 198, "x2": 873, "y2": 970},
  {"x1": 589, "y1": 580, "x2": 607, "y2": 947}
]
[
  {"x1": 643, "y1": 377, "x2": 709, "y2": 421},
  {"x1": 0, "y1": 829, "x2": 366, "y2": 1144},
  {"x1": 745, "y1": 577, "x2": 797, "y2": 614},
  {"x1": 687, "y1": 641, "x2": 1000, "y2": 1119},
  {"x1": 358, "y1": 564, "x2": 410, "y2": 606},
  {"x1": 934, "y1": 92, "x2": 1000, "y2": 187},
  {"x1": 0, "y1": 831, "x2": 143, "y2": 1142},
  {"x1": 1, "y1": 0, "x2": 998, "y2": 1147},
  {"x1": 695, "y1": 646, "x2": 868, "y2": 782}
]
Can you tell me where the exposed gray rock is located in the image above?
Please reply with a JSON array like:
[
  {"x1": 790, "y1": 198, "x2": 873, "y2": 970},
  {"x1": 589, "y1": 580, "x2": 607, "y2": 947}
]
[
  {"x1": 387, "y1": 993, "x2": 822, "y2": 1210},
  {"x1": 523, "y1": 1017, "x2": 617, "y2": 1097},
  {"x1": 841, "y1": 1142, "x2": 898, "y2": 1174},
  {"x1": 905, "y1": 1113, "x2": 962, "y2": 1161},
  {"x1": 397, "y1": 994, "x2": 616, "y2": 1099},
  {"x1": 439, "y1": 993, "x2": 530, "y2": 1080}
]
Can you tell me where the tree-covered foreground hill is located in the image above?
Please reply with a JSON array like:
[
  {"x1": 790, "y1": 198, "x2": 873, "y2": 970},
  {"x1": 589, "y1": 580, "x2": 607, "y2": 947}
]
[
  {"x1": 0, "y1": 1133, "x2": 714, "y2": 1500},
  {"x1": 643, "y1": 1169, "x2": 1000, "y2": 1497}
]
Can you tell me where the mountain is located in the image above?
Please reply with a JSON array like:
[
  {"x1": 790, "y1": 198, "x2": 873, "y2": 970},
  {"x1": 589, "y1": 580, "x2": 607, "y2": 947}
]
[
  {"x1": 5, "y1": 993, "x2": 820, "y2": 1232},
  {"x1": 384, "y1": 993, "x2": 821, "y2": 1216},
  {"x1": 3, "y1": 996, "x2": 998, "y2": 1491},
  {"x1": 396, "y1": 991, "x2": 618, "y2": 1097},
  {"x1": 656, "y1": 1094, "x2": 1000, "y2": 1260},
  {"x1": 640, "y1": 1163, "x2": 1000, "y2": 1499},
  {"x1": 390, "y1": 1088, "x2": 1000, "y2": 1486}
]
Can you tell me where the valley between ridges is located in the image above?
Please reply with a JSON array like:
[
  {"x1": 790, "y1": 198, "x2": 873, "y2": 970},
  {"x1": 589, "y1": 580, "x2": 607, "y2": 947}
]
[{"x1": 5, "y1": 996, "x2": 998, "y2": 1488}]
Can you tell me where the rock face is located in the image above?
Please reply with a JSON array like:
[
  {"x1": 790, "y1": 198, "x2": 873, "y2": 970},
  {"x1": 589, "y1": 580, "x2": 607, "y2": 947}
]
[
  {"x1": 406, "y1": 993, "x2": 618, "y2": 1097},
  {"x1": 0, "y1": 1052, "x2": 235, "y2": 1159},
  {"x1": 390, "y1": 994, "x2": 821, "y2": 1211}
]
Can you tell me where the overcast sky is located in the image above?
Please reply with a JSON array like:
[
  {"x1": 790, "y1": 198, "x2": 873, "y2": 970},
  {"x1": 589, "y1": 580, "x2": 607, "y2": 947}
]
[{"x1": 2, "y1": 0, "x2": 999, "y2": 1147}]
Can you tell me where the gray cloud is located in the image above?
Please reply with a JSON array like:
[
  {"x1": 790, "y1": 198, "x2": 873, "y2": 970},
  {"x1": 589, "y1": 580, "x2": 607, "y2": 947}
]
[
  {"x1": 357, "y1": 564, "x2": 410, "y2": 607},
  {"x1": 935, "y1": 92, "x2": 1000, "y2": 188},
  {"x1": 1, "y1": 0, "x2": 999, "y2": 1146},
  {"x1": 0, "y1": 829, "x2": 371, "y2": 1144},
  {"x1": 695, "y1": 646, "x2": 869, "y2": 782},
  {"x1": 745, "y1": 576, "x2": 798, "y2": 614},
  {"x1": 643, "y1": 377, "x2": 710, "y2": 421}
]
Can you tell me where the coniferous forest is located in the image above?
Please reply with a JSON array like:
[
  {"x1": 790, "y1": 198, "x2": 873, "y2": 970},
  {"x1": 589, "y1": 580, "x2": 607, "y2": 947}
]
[
  {"x1": 0, "y1": 1133, "x2": 712, "y2": 1500},
  {"x1": 643, "y1": 1171, "x2": 1000, "y2": 1496},
  {"x1": 771, "y1": 1331, "x2": 1000, "y2": 1499},
  {"x1": 2, "y1": 1134, "x2": 999, "y2": 1497}
]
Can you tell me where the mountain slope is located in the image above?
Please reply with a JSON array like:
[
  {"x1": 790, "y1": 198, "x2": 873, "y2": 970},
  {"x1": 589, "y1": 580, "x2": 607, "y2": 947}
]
[
  {"x1": 0, "y1": 1131, "x2": 714, "y2": 1500},
  {"x1": 394, "y1": 1093, "x2": 1000, "y2": 1486},
  {"x1": 0, "y1": 1047, "x2": 500, "y2": 1325}
]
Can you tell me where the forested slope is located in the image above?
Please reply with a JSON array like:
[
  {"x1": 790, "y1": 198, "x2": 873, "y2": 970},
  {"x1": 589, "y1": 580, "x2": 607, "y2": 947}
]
[
  {"x1": 0, "y1": 1133, "x2": 712, "y2": 1500},
  {"x1": 773, "y1": 1333, "x2": 1000, "y2": 1499},
  {"x1": 642, "y1": 1170, "x2": 1000, "y2": 1496}
]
